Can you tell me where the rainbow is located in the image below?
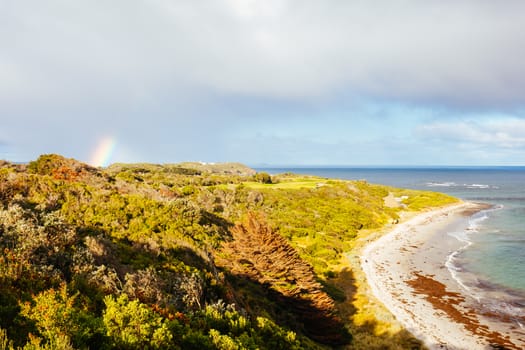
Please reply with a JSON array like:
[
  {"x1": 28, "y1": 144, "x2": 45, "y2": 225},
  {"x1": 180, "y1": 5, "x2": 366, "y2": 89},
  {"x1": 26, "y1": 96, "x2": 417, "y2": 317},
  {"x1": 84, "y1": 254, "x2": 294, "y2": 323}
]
[{"x1": 90, "y1": 136, "x2": 116, "y2": 167}]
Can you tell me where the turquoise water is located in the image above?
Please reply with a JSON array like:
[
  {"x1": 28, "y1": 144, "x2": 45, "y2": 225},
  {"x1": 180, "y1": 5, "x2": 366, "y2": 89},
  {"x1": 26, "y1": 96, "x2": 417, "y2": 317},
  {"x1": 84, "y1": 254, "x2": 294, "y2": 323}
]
[
  {"x1": 462, "y1": 203, "x2": 525, "y2": 292},
  {"x1": 258, "y1": 167, "x2": 525, "y2": 314}
]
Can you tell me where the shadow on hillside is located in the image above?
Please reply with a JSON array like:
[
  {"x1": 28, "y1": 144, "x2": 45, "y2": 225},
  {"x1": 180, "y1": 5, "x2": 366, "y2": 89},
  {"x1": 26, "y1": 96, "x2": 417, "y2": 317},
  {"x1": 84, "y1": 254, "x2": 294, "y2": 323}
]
[
  {"x1": 198, "y1": 210, "x2": 234, "y2": 240},
  {"x1": 221, "y1": 271, "x2": 350, "y2": 347},
  {"x1": 221, "y1": 264, "x2": 453, "y2": 349},
  {"x1": 330, "y1": 267, "x2": 426, "y2": 350}
]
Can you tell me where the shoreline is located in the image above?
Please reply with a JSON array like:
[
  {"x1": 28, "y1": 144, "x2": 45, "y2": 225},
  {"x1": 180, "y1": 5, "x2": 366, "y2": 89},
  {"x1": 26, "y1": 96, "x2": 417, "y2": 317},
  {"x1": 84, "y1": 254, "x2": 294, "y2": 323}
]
[{"x1": 361, "y1": 202, "x2": 524, "y2": 350}]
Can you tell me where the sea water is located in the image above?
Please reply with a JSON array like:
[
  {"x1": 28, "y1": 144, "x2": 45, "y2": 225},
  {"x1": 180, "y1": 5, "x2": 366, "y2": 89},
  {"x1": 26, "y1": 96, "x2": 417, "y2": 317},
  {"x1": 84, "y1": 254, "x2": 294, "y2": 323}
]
[{"x1": 257, "y1": 166, "x2": 525, "y2": 319}]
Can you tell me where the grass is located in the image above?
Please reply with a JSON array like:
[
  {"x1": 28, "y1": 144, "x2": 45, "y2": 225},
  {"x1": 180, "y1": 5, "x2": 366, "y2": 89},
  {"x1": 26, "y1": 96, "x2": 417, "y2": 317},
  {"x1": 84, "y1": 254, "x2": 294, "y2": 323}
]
[
  {"x1": 392, "y1": 189, "x2": 459, "y2": 210},
  {"x1": 243, "y1": 177, "x2": 328, "y2": 190}
]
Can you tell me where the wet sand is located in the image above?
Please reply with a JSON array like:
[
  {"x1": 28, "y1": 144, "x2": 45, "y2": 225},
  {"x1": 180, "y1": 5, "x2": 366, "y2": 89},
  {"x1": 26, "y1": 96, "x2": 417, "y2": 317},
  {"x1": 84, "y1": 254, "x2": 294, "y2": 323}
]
[{"x1": 361, "y1": 202, "x2": 525, "y2": 349}]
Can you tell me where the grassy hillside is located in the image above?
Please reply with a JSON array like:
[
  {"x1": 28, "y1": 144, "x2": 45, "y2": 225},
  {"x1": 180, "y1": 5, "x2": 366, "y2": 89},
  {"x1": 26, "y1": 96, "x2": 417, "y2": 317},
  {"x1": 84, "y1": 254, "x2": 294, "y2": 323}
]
[{"x1": 0, "y1": 155, "x2": 458, "y2": 349}]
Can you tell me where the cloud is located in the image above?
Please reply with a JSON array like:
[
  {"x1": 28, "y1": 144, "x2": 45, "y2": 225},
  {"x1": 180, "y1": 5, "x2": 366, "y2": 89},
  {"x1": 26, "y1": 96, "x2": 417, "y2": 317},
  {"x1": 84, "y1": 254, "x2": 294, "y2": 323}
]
[
  {"x1": 416, "y1": 118, "x2": 525, "y2": 149},
  {"x1": 2, "y1": 1, "x2": 525, "y2": 165},
  {"x1": 1, "y1": 0, "x2": 525, "y2": 109}
]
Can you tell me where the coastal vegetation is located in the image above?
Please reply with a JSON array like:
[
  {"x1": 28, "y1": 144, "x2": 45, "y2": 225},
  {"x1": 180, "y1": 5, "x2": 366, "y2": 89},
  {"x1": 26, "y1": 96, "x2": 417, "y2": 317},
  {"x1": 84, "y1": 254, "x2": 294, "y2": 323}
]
[{"x1": 0, "y1": 154, "x2": 458, "y2": 349}]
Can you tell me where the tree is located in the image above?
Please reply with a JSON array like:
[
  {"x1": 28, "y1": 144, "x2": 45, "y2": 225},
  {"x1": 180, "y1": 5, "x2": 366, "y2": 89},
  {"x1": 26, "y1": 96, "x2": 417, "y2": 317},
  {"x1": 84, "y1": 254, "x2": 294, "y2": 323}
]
[
  {"x1": 253, "y1": 172, "x2": 272, "y2": 184},
  {"x1": 218, "y1": 213, "x2": 350, "y2": 345}
]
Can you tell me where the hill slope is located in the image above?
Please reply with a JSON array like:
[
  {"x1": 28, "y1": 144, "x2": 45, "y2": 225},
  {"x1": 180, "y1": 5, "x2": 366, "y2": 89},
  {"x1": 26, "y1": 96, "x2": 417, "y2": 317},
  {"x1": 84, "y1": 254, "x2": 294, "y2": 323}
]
[{"x1": 0, "y1": 154, "x2": 458, "y2": 349}]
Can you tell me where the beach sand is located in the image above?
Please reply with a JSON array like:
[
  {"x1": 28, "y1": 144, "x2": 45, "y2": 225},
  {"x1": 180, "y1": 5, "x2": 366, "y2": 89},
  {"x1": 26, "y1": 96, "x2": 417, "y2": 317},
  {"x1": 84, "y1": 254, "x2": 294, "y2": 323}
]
[{"x1": 362, "y1": 202, "x2": 525, "y2": 350}]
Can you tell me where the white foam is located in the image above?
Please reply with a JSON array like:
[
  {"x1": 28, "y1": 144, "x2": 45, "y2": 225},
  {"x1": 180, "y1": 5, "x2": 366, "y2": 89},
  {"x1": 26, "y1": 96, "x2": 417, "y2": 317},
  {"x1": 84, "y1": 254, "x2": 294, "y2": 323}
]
[
  {"x1": 425, "y1": 182, "x2": 499, "y2": 189},
  {"x1": 444, "y1": 209, "x2": 493, "y2": 301},
  {"x1": 466, "y1": 184, "x2": 490, "y2": 189},
  {"x1": 445, "y1": 238, "x2": 480, "y2": 301},
  {"x1": 426, "y1": 181, "x2": 457, "y2": 187},
  {"x1": 468, "y1": 205, "x2": 500, "y2": 229},
  {"x1": 444, "y1": 205, "x2": 516, "y2": 308}
]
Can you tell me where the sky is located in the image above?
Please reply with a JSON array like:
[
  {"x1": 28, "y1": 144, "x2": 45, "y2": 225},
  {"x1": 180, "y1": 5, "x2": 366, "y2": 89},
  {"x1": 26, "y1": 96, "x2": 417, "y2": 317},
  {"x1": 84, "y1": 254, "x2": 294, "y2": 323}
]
[{"x1": 2, "y1": 0, "x2": 525, "y2": 166}]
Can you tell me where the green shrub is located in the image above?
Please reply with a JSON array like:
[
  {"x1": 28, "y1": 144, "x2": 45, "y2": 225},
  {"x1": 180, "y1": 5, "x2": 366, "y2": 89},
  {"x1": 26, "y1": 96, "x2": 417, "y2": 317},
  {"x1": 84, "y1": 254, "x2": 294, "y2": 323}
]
[
  {"x1": 20, "y1": 284, "x2": 102, "y2": 349},
  {"x1": 103, "y1": 294, "x2": 173, "y2": 349}
]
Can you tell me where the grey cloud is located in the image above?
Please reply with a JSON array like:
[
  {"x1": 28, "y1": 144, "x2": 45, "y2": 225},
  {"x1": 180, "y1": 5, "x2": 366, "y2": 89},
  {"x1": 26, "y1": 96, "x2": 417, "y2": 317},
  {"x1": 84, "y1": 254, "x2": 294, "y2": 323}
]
[
  {"x1": 416, "y1": 118, "x2": 525, "y2": 149},
  {"x1": 3, "y1": 0, "x2": 525, "y2": 165},
  {"x1": 1, "y1": 0, "x2": 525, "y2": 109}
]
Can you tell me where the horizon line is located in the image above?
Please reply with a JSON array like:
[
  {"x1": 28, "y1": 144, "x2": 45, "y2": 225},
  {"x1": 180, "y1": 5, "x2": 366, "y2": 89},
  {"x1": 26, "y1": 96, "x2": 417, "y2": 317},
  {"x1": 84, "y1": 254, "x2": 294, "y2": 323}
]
[
  {"x1": 251, "y1": 164, "x2": 525, "y2": 169},
  {"x1": 4, "y1": 158, "x2": 525, "y2": 169}
]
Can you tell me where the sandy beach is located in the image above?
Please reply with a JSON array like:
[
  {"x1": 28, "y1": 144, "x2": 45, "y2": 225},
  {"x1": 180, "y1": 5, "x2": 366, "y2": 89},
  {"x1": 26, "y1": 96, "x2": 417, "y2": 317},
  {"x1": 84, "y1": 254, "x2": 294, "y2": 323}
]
[{"x1": 362, "y1": 202, "x2": 525, "y2": 350}]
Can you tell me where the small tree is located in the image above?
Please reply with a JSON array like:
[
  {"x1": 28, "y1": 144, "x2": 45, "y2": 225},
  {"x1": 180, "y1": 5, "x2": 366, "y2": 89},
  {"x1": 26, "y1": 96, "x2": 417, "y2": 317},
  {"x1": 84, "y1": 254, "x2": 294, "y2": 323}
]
[
  {"x1": 218, "y1": 213, "x2": 351, "y2": 345},
  {"x1": 253, "y1": 172, "x2": 272, "y2": 184}
]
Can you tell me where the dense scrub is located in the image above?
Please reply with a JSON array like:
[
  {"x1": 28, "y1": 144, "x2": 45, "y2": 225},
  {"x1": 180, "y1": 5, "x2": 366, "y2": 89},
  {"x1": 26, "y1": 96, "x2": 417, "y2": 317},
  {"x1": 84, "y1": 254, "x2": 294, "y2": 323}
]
[
  {"x1": 217, "y1": 213, "x2": 349, "y2": 345},
  {"x1": 0, "y1": 154, "x2": 458, "y2": 349}
]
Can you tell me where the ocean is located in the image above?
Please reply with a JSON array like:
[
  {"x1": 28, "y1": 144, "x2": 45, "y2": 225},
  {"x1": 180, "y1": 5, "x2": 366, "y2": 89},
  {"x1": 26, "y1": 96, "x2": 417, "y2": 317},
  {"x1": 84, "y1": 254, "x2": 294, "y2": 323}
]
[{"x1": 257, "y1": 167, "x2": 525, "y2": 321}]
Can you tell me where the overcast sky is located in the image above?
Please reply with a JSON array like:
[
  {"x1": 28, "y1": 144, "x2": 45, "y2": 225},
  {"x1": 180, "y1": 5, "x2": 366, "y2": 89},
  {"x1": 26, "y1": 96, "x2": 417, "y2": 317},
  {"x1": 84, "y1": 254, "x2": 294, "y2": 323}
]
[{"x1": 2, "y1": 0, "x2": 525, "y2": 166}]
